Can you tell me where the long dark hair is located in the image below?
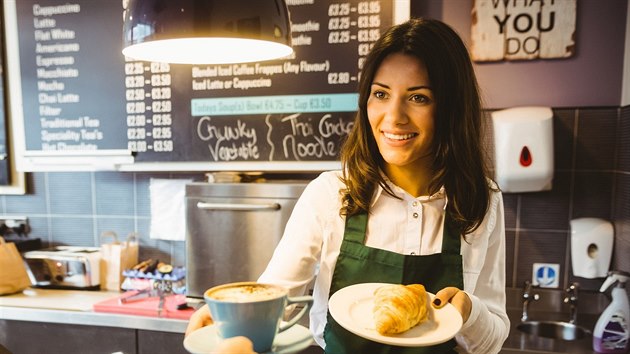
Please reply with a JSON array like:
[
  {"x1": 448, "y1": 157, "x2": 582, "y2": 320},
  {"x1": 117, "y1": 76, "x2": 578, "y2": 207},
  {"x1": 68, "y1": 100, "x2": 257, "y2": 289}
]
[{"x1": 340, "y1": 18, "x2": 492, "y2": 235}]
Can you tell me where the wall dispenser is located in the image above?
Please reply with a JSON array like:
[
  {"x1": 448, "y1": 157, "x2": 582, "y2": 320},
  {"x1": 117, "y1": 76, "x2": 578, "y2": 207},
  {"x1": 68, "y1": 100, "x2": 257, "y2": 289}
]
[
  {"x1": 570, "y1": 218, "x2": 614, "y2": 279},
  {"x1": 492, "y1": 106, "x2": 554, "y2": 193}
]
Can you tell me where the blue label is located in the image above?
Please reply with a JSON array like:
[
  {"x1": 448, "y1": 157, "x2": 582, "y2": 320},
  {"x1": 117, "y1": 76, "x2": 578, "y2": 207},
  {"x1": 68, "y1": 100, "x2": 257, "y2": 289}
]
[
  {"x1": 191, "y1": 93, "x2": 359, "y2": 116},
  {"x1": 535, "y1": 266, "x2": 557, "y2": 286}
]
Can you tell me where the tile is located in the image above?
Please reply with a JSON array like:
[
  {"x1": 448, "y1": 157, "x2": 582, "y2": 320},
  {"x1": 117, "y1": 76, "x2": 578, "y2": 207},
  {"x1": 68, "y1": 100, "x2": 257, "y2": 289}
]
[
  {"x1": 618, "y1": 106, "x2": 630, "y2": 172},
  {"x1": 575, "y1": 108, "x2": 618, "y2": 171},
  {"x1": 5, "y1": 172, "x2": 48, "y2": 214},
  {"x1": 613, "y1": 231, "x2": 630, "y2": 273},
  {"x1": 552, "y1": 109, "x2": 575, "y2": 171},
  {"x1": 94, "y1": 172, "x2": 135, "y2": 216},
  {"x1": 515, "y1": 230, "x2": 567, "y2": 289},
  {"x1": 95, "y1": 217, "x2": 136, "y2": 242},
  {"x1": 171, "y1": 241, "x2": 186, "y2": 268},
  {"x1": 137, "y1": 237, "x2": 174, "y2": 265},
  {"x1": 48, "y1": 172, "x2": 93, "y2": 215},
  {"x1": 502, "y1": 193, "x2": 518, "y2": 229},
  {"x1": 519, "y1": 171, "x2": 571, "y2": 230},
  {"x1": 572, "y1": 171, "x2": 614, "y2": 220},
  {"x1": 49, "y1": 217, "x2": 95, "y2": 247},
  {"x1": 614, "y1": 173, "x2": 630, "y2": 224},
  {"x1": 612, "y1": 173, "x2": 630, "y2": 275},
  {"x1": 25, "y1": 216, "x2": 51, "y2": 246},
  {"x1": 134, "y1": 173, "x2": 154, "y2": 217},
  {"x1": 505, "y1": 230, "x2": 516, "y2": 288}
]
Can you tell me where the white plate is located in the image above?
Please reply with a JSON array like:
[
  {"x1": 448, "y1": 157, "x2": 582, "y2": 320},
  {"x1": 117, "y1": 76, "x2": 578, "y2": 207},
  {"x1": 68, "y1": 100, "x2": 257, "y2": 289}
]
[
  {"x1": 184, "y1": 323, "x2": 313, "y2": 354},
  {"x1": 329, "y1": 282, "x2": 463, "y2": 347}
]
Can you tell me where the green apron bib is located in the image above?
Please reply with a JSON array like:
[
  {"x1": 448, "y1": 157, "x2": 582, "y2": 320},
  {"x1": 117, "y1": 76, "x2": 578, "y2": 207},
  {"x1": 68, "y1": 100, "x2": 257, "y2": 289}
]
[{"x1": 323, "y1": 211, "x2": 464, "y2": 354}]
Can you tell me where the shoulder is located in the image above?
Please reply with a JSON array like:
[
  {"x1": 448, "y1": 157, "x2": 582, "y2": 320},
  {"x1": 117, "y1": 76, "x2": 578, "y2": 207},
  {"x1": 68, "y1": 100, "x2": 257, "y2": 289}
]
[
  {"x1": 298, "y1": 170, "x2": 345, "y2": 205},
  {"x1": 305, "y1": 170, "x2": 345, "y2": 192},
  {"x1": 293, "y1": 170, "x2": 345, "y2": 223}
]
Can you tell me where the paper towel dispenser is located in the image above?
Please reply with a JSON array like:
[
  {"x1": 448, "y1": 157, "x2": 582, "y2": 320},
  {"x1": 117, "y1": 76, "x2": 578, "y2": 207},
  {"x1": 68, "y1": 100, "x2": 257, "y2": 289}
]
[{"x1": 491, "y1": 106, "x2": 554, "y2": 193}]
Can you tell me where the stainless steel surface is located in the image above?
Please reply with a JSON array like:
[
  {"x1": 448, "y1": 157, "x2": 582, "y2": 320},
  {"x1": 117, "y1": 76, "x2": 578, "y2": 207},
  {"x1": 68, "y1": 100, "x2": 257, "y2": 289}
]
[
  {"x1": 23, "y1": 246, "x2": 101, "y2": 289},
  {"x1": 517, "y1": 320, "x2": 591, "y2": 341},
  {"x1": 185, "y1": 181, "x2": 308, "y2": 298},
  {"x1": 521, "y1": 280, "x2": 540, "y2": 322},
  {"x1": 196, "y1": 202, "x2": 281, "y2": 211},
  {"x1": 503, "y1": 286, "x2": 607, "y2": 353},
  {"x1": 563, "y1": 282, "x2": 580, "y2": 324},
  {"x1": 0, "y1": 306, "x2": 187, "y2": 333}
]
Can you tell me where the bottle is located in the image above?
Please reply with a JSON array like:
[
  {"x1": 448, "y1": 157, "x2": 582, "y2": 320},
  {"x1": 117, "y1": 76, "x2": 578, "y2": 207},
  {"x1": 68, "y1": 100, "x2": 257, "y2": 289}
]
[{"x1": 593, "y1": 270, "x2": 630, "y2": 353}]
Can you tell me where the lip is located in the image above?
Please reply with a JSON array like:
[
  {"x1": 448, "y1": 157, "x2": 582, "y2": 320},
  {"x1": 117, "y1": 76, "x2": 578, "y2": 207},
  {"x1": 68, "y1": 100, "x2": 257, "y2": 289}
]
[{"x1": 380, "y1": 130, "x2": 418, "y2": 145}]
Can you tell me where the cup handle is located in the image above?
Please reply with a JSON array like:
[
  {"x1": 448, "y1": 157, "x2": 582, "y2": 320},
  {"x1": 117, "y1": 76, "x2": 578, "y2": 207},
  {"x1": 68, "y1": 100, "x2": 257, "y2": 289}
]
[{"x1": 278, "y1": 295, "x2": 313, "y2": 333}]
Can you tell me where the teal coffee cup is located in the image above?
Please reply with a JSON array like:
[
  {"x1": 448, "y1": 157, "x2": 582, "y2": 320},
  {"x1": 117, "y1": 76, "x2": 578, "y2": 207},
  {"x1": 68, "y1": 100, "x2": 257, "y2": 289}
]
[{"x1": 204, "y1": 281, "x2": 313, "y2": 352}]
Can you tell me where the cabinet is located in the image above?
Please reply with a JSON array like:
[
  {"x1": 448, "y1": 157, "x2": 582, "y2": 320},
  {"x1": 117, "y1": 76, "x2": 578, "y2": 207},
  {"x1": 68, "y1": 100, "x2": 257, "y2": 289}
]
[{"x1": 0, "y1": 320, "x2": 188, "y2": 354}]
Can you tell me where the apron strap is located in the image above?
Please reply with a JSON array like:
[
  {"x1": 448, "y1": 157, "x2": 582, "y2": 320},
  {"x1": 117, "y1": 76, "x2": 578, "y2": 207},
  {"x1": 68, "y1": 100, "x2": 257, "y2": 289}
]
[
  {"x1": 441, "y1": 213, "x2": 462, "y2": 255},
  {"x1": 343, "y1": 212, "x2": 368, "y2": 244}
]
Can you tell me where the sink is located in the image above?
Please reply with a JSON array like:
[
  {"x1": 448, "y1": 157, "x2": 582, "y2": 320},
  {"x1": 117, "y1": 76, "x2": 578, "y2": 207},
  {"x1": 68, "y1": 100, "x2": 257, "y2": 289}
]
[{"x1": 517, "y1": 321, "x2": 591, "y2": 341}]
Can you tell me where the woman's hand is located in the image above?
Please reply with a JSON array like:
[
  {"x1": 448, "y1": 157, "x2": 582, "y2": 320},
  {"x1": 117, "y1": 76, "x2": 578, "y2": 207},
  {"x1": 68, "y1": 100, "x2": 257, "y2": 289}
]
[
  {"x1": 185, "y1": 304, "x2": 214, "y2": 337},
  {"x1": 432, "y1": 287, "x2": 472, "y2": 323},
  {"x1": 212, "y1": 336, "x2": 257, "y2": 354}
]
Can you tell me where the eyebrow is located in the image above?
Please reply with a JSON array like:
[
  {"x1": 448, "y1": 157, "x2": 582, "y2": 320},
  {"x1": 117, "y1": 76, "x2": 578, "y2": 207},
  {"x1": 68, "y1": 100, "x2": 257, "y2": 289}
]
[{"x1": 372, "y1": 82, "x2": 432, "y2": 91}]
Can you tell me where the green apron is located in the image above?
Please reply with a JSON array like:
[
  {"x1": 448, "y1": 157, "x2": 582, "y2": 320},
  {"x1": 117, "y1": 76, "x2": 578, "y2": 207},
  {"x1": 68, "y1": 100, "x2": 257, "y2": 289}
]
[{"x1": 323, "y1": 211, "x2": 464, "y2": 354}]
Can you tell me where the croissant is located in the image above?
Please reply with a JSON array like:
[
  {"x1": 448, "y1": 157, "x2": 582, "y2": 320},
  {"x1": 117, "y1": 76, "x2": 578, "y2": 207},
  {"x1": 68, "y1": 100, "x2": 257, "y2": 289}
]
[{"x1": 372, "y1": 284, "x2": 429, "y2": 335}]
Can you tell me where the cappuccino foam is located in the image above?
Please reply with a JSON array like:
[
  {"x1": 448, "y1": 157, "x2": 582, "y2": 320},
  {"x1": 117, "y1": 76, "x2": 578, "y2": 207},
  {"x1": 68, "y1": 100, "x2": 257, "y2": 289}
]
[{"x1": 209, "y1": 284, "x2": 284, "y2": 302}]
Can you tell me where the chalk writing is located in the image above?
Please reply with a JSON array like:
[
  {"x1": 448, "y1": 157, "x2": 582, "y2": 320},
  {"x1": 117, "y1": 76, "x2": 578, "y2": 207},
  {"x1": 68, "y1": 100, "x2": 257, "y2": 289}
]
[{"x1": 196, "y1": 116, "x2": 260, "y2": 161}]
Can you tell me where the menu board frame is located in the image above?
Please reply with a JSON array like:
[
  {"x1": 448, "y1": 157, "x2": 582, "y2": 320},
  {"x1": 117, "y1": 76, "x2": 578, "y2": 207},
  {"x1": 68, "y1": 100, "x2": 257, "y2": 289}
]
[
  {"x1": 3, "y1": 0, "x2": 409, "y2": 172},
  {"x1": 0, "y1": 2, "x2": 26, "y2": 193}
]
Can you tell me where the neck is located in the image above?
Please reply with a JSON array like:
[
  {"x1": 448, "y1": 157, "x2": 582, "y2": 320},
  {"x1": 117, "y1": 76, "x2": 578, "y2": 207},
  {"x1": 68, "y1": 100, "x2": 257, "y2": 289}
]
[{"x1": 384, "y1": 163, "x2": 433, "y2": 197}]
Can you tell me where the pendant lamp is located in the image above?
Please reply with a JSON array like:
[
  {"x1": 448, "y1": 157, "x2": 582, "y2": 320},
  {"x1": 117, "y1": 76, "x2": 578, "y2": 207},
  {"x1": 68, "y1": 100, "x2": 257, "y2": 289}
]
[{"x1": 122, "y1": 0, "x2": 293, "y2": 64}]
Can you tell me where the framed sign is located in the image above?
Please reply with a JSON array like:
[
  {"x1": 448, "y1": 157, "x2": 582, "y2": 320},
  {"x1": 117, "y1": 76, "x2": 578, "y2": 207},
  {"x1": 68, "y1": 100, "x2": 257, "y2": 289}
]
[{"x1": 471, "y1": 0, "x2": 576, "y2": 61}]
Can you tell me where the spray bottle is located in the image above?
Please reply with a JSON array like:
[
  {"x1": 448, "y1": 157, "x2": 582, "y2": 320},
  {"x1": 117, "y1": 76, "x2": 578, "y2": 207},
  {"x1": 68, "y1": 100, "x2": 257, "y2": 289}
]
[{"x1": 593, "y1": 270, "x2": 630, "y2": 353}]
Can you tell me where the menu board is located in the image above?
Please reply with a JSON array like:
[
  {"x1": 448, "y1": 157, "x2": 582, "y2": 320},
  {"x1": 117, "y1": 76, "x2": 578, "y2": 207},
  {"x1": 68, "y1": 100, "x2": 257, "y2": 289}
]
[{"x1": 4, "y1": 0, "x2": 404, "y2": 171}]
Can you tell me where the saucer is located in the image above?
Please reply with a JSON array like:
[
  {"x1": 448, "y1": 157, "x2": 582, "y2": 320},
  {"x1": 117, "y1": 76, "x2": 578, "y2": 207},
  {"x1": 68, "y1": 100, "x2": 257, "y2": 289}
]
[{"x1": 184, "y1": 323, "x2": 313, "y2": 354}]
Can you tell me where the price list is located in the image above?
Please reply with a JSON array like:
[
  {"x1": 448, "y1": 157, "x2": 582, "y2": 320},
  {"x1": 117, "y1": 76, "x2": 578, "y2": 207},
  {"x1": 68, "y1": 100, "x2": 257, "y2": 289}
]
[
  {"x1": 9, "y1": 0, "x2": 401, "y2": 168},
  {"x1": 124, "y1": 59, "x2": 175, "y2": 153},
  {"x1": 327, "y1": 1, "x2": 383, "y2": 76}
]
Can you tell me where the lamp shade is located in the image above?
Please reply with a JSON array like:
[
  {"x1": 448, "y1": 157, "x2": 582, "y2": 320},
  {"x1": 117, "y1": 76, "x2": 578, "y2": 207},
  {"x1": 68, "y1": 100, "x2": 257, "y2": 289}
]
[{"x1": 122, "y1": 0, "x2": 293, "y2": 64}]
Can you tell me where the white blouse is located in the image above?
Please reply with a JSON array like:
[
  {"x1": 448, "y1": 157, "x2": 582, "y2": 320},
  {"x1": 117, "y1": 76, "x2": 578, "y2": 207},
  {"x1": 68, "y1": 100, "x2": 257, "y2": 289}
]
[{"x1": 259, "y1": 170, "x2": 510, "y2": 354}]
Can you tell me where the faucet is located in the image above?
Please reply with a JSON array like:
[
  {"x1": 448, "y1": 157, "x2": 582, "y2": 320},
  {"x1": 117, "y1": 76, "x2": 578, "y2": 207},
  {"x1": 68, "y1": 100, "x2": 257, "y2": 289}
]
[
  {"x1": 521, "y1": 280, "x2": 540, "y2": 322},
  {"x1": 564, "y1": 282, "x2": 580, "y2": 324}
]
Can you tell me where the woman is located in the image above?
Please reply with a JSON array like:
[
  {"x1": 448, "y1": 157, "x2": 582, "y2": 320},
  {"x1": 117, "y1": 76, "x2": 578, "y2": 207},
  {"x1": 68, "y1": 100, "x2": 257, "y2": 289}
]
[{"x1": 188, "y1": 17, "x2": 509, "y2": 354}]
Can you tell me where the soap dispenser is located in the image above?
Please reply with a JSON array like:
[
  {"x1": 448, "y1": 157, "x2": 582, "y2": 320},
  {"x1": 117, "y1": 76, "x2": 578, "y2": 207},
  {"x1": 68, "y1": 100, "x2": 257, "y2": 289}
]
[{"x1": 593, "y1": 270, "x2": 630, "y2": 353}]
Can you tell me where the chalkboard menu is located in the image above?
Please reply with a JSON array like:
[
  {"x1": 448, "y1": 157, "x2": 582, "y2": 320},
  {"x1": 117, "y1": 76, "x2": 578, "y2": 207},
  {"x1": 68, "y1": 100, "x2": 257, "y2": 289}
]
[{"x1": 4, "y1": 0, "x2": 405, "y2": 171}]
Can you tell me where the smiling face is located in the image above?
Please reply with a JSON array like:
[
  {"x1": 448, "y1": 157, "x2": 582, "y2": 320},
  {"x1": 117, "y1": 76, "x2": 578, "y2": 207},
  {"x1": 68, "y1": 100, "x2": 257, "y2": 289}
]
[{"x1": 367, "y1": 52, "x2": 436, "y2": 179}]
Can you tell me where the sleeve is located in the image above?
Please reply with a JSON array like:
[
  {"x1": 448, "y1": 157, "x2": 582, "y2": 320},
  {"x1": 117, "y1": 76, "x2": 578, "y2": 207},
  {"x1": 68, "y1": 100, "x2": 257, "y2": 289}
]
[
  {"x1": 257, "y1": 172, "x2": 337, "y2": 297},
  {"x1": 455, "y1": 190, "x2": 510, "y2": 354}
]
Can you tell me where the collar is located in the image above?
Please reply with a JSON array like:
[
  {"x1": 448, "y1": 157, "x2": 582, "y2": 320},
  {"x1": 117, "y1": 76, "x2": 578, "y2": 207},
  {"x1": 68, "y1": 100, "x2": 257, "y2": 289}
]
[{"x1": 371, "y1": 174, "x2": 449, "y2": 210}]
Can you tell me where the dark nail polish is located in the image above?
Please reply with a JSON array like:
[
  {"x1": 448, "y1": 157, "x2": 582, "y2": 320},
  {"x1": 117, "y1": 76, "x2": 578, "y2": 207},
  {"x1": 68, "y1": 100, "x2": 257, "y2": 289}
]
[{"x1": 433, "y1": 298, "x2": 441, "y2": 306}]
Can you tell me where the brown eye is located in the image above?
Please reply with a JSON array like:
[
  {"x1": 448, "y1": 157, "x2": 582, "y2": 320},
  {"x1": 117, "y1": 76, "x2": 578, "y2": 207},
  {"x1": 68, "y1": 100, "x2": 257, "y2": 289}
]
[
  {"x1": 410, "y1": 94, "x2": 430, "y2": 104},
  {"x1": 373, "y1": 90, "x2": 387, "y2": 99}
]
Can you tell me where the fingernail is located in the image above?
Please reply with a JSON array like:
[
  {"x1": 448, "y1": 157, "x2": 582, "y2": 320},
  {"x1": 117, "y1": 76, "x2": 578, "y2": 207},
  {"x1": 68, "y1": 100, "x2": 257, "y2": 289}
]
[{"x1": 433, "y1": 299, "x2": 441, "y2": 306}]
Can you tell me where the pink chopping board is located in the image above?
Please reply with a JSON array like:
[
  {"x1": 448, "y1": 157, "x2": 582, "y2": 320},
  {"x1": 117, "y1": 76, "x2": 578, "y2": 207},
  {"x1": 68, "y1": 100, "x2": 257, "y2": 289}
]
[{"x1": 93, "y1": 292, "x2": 195, "y2": 320}]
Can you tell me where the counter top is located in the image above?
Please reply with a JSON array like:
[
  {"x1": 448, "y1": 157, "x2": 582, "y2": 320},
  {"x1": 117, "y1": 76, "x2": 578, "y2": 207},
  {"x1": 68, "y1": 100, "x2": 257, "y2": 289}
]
[
  {"x1": 0, "y1": 287, "x2": 610, "y2": 353},
  {"x1": 0, "y1": 288, "x2": 188, "y2": 333}
]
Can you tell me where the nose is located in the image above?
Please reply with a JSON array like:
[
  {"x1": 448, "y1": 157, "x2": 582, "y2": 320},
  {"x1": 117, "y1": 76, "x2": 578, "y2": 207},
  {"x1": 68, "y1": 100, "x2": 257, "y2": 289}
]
[{"x1": 383, "y1": 98, "x2": 409, "y2": 125}]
